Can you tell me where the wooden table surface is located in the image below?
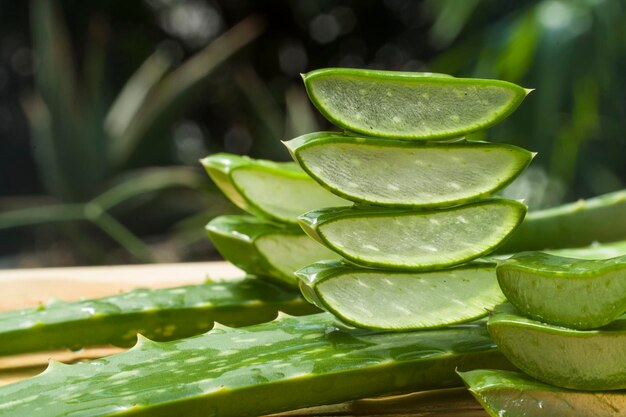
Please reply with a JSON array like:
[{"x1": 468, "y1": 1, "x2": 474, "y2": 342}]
[{"x1": 0, "y1": 262, "x2": 488, "y2": 416}]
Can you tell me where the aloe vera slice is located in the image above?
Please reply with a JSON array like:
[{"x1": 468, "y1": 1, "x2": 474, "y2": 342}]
[
  {"x1": 0, "y1": 313, "x2": 513, "y2": 417},
  {"x1": 302, "y1": 68, "x2": 530, "y2": 140},
  {"x1": 296, "y1": 260, "x2": 504, "y2": 330},
  {"x1": 201, "y1": 153, "x2": 349, "y2": 224},
  {"x1": 497, "y1": 252, "x2": 626, "y2": 329},
  {"x1": 299, "y1": 199, "x2": 527, "y2": 270},
  {"x1": 498, "y1": 190, "x2": 626, "y2": 253},
  {"x1": 460, "y1": 369, "x2": 626, "y2": 417},
  {"x1": 488, "y1": 303, "x2": 626, "y2": 390},
  {"x1": 0, "y1": 278, "x2": 318, "y2": 356},
  {"x1": 207, "y1": 215, "x2": 338, "y2": 287},
  {"x1": 285, "y1": 132, "x2": 534, "y2": 207}
]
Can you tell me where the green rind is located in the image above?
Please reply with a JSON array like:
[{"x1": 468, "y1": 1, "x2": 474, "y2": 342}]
[
  {"x1": 207, "y1": 215, "x2": 336, "y2": 287},
  {"x1": 296, "y1": 260, "x2": 505, "y2": 330},
  {"x1": 488, "y1": 304, "x2": 626, "y2": 391},
  {"x1": 201, "y1": 153, "x2": 349, "y2": 224},
  {"x1": 0, "y1": 278, "x2": 318, "y2": 356},
  {"x1": 284, "y1": 132, "x2": 534, "y2": 208},
  {"x1": 298, "y1": 199, "x2": 527, "y2": 270},
  {"x1": 497, "y1": 252, "x2": 626, "y2": 329},
  {"x1": 303, "y1": 68, "x2": 529, "y2": 140},
  {"x1": 460, "y1": 369, "x2": 626, "y2": 417},
  {"x1": 498, "y1": 190, "x2": 626, "y2": 253},
  {"x1": 0, "y1": 313, "x2": 513, "y2": 417}
]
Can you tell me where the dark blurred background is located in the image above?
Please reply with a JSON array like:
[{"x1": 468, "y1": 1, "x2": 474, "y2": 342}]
[{"x1": 1, "y1": 0, "x2": 625, "y2": 268}]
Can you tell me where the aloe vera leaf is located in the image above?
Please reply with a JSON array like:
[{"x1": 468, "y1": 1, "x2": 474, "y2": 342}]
[
  {"x1": 206, "y1": 215, "x2": 338, "y2": 287},
  {"x1": 460, "y1": 369, "x2": 626, "y2": 417},
  {"x1": 201, "y1": 153, "x2": 349, "y2": 224},
  {"x1": 548, "y1": 239, "x2": 626, "y2": 260},
  {"x1": 496, "y1": 252, "x2": 626, "y2": 329},
  {"x1": 498, "y1": 190, "x2": 626, "y2": 253},
  {"x1": 284, "y1": 132, "x2": 534, "y2": 208},
  {"x1": 299, "y1": 199, "x2": 527, "y2": 270},
  {"x1": 487, "y1": 303, "x2": 626, "y2": 390},
  {"x1": 277, "y1": 388, "x2": 484, "y2": 416},
  {"x1": 296, "y1": 260, "x2": 505, "y2": 330},
  {"x1": 302, "y1": 68, "x2": 530, "y2": 140},
  {"x1": 0, "y1": 313, "x2": 513, "y2": 417},
  {"x1": 0, "y1": 278, "x2": 318, "y2": 356}
]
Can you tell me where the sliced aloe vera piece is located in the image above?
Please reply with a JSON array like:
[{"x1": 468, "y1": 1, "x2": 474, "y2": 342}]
[
  {"x1": 0, "y1": 313, "x2": 513, "y2": 417},
  {"x1": 498, "y1": 190, "x2": 626, "y2": 253},
  {"x1": 299, "y1": 199, "x2": 527, "y2": 270},
  {"x1": 296, "y1": 260, "x2": 504, "y2": 330},
  {"x1": 207, "y1": 215, "x2": 338, "y2": 287},
  {"x1": 0, "y1": 278, "x2": 318, "y2": 356},
  {"x1": 488, "y1": 303, "x2": 626, "y2": 390},
  {"x1": 302, "y1": 68, "x2": 530, "y2": 140},
  {"x1": 285, "y1": 132, "x2": 534, "y2": 207},
  {"x1": 460, "y1": 369, "x2": 626, "y2": 417},
  {"x1": 201, "y1": 153, "x2": 349, "y2": 224},
  {"x1": 497, "y1": 252, "x2": 626, "y2": 329}
]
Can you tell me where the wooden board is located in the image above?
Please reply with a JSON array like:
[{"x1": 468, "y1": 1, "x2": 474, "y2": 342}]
[{"x1": 0, "y1": 262, "x2": 488, "y2": 416}]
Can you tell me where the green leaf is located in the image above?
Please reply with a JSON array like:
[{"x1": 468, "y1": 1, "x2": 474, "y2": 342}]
[
  {"x1": 296, "y1": 260, "x2": 504, "y2": 330},
  {"x1": 459, "y1": 369, "x2": 626, "y2": 417},
  {"x1": 0, "y1": 204, "x2": 86, "y2": 230},
  {"x1": 299, "y1": 199, "x2": 527, "y2": 270},
  {"x1": 111, "y1": 17, "x2": 266, "y2": 167},
  {"x1": 29, "y1": 0, "x2": 104, "y2": 201},
  {"x1": 548, "y1": 239, "x2": 626, "y2": 260},
  {"x1": 497, "y1": 252, "x2": 626, "y2": 329},
  {"x1": 284, "y1": 132, "x2": 534, "y2": 207},
  {"x1": 0, "y1": 313, "x2": 512, "y2": 417},
  {"x1": 201, "y1": 153, "x2": 349, "y2": 224},
  {"x1": 302, "y1": 68, "x2": 530, "y2": 140},
  {"x1": 206, "y1": 215, "x2": 338, "y2": 287},
  {"x1": 488, "y1": 303, "x2": 626, "y2": 391},
  {"x1": 104, "y1": 47, "x2": 174, "y2": 140},
  {"x1": 91, "y1": 167, "x2": 205, "y2": 211},
  {"x1": 498, "y1": 189, "x2": 626, "y2": 253},
  {"x1": 0, "y1": 278, "x2": 316, "y2": 356}
]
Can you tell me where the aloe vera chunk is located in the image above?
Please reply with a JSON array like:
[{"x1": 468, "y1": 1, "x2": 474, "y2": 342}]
[
  {"x1": 201, "y1": 153, "x2": 349, "y2": 224},
  {"x1": 488, "y1": 303, "x2": 626, "y2": 390},
  {"x1": 497, "y1": 252, "x2": 626, "y2": 329},
  {"x1": 0, "y1": 313, "x2": 512, "y2": 417},
  {"x1": 302, "y1": 68, "x2": 529, "y2": 140},
  {"x1": 296, "y1": 260, "x2": 505, "y2": 330},
  {"x1": 285, "y1": 132, "x2": 534, "y2": 207},
  {"x1": 460, "y1": 369, "x2": 626, "y2": 417},
  {"x1": 498, "y1": 190, "x2": 626, "y2": 253},
  {"x1": 299, "y1": 199, "x2": 527, "y2": 270},
  {"x1": 207, "y1": 215, "x2": 338, "y2": 287},
  {"x1": 0, "y1": 278, "x2": 318, "y2": 356}
]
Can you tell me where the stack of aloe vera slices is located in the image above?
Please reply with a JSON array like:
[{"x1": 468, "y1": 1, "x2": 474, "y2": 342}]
[
  {"x1": 287, "y1": 68, "x2": 533, "y2": 330},
  {"x1": 460, "y1": 252, "x2": 626, "y2": 416},
  {"x1": 201, "y1": 153, "x2": 347, "y2": 288}
]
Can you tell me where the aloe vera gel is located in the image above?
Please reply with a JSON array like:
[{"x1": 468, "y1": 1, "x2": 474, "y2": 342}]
[{"x1": 287, "y1": 68, "x2": 531, "y2": 330}]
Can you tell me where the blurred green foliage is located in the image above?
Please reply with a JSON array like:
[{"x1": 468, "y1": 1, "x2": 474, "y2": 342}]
[
  {"x1": 1, "y1": 0, "x2": 264, "y2": 265},
  {"x1": 0, "y1": 0, "x2": 624, "y2": 266}
]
